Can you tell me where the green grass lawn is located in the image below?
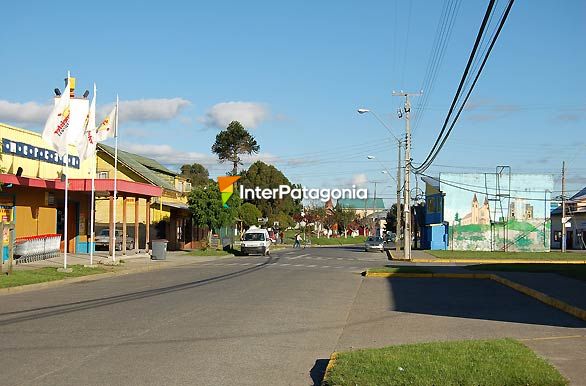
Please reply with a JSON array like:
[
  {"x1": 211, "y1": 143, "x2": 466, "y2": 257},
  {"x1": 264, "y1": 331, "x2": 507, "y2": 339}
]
[
  {"x1": 323, "y1": 338, "x2": 567, "y2": 386},
  {"x1": 428, "y1": 250, "x2": 586, "y2": 261},
  {"x1": 367, "y1": 266, "x2": 432, "y2": 274},
  {"x1": 185, "y1": 248, "x2": 231, "y2": 257},
  {"x1": 466, "y1": 263, "x2": 586, "y2": 282},
  {"x1": 0, "y1": 265, "x2": 108, "y2": 289}
]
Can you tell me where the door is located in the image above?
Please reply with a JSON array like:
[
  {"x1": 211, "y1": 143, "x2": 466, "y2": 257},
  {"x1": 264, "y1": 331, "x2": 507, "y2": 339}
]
[{"x1": 57, "y1": 204, "x2": 77, "y2": 253}]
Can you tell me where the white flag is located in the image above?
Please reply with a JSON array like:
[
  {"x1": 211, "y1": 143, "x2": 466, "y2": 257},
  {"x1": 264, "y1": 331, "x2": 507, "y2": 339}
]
[
  {"x1": 95, "y1": 105, "x2": 117, "y2": 142},
  {"x1": 76, "y1": 84, "x2": 97, "y2": 161},
  {"x1": 42, "y1": 78, "x2": 71, "y2": 156}
]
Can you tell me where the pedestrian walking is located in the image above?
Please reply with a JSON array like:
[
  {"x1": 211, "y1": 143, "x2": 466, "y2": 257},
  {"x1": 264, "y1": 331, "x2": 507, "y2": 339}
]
[{"x1": 294, "y1": 233, "x2": 301, "y2": 248}]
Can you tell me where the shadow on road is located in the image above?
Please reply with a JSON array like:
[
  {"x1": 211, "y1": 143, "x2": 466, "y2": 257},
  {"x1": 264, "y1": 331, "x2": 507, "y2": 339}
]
[
  {"x1": 0, "y1": 256, "x2": 278, "y2": 326},
  {"x1": 386, "y1": 277, "x2": 586, "y2": 328},
  {"x1": 309, "y1": 359, "x2": 329, "y2": 386}
]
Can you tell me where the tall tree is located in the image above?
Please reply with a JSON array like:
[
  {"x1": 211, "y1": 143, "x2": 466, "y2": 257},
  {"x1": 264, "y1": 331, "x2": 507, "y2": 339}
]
[
  {"x1": 180, "y1": 163, "x2": 210, "y2": 187},
  {"x1": 211, "y1": 121, "x2": 260, "y2": 175}
]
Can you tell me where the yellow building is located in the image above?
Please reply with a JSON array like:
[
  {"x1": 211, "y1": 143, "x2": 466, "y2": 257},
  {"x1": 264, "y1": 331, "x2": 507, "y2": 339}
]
[
  {"x1": 0, "y1": 122, "x2": 194, "y2": 256},
  {"x1": 95, "y1": 144, "x2": 194, "y2": 251}
]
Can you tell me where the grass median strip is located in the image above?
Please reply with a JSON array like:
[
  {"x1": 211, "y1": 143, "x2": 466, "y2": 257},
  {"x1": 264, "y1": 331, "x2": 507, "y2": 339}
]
[
  {"x1": 0, "y1": 265, "x2": 108, "y2": 289},
  {"x1": 322, "y1": 338, "x2": 567, "y2": 386},
  {"x1": 428, "y1": 250, "x2": 586, "y2": 261},
  {"x1": 466, "y1": 263, "x2": 586, "y2": 282}
]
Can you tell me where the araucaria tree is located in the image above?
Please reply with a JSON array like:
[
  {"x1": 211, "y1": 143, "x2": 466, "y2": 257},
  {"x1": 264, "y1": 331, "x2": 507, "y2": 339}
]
[{"x1": 211, "y1": 121, "x2": 260, "y2": 175}]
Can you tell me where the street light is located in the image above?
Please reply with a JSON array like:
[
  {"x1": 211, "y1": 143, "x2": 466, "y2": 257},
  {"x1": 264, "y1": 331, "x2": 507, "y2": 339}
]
[{"x1": 359, "y1": 108, "x2": 404, "y2": 254}]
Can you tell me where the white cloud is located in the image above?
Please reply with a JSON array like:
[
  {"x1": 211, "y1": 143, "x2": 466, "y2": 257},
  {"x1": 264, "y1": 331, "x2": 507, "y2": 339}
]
[
  {"x1": 99, "y1": 98, "x2": 191, "y2": 123},
  {"x1": 0, "y1": 100, "x2": 52, "y2": 125},
  {"x1": 351, "y1": 173, "x2": 368, "y2": 186},
  {"x1": 0, "y1": 97, "x2": 191, "y2": 127},
  {"x1": 121, "y1": 143, "x2": 216, "y2": 165},
  {"x1": 200, "y1": 101, "x2": 270, "y2": 129}
]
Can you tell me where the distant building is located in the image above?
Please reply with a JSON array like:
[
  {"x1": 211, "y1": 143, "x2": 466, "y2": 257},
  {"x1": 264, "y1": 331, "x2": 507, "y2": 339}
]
[
  {"x1": 551, "y1": 187, "x2": 586, "y2": 250},
  {"x1": 336, "y1": 198, "x2": 385, "y2": 219}
]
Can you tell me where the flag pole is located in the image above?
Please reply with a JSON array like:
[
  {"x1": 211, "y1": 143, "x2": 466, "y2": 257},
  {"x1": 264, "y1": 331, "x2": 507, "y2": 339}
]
[
  {"x1": 89, "y1": 83, "x2": 96, "y2": 266},
  {"x1": 112, "y1": 95, "x2": 119, "y2": 262},
  {"x1": 63, "y1": 71, "x2": 70, "y2": 270}
]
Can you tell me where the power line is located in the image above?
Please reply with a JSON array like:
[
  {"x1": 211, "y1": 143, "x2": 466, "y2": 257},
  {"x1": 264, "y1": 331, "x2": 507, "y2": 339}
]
[{"x1": 415, "y1": 0, "x2": 514, "y2": 173}]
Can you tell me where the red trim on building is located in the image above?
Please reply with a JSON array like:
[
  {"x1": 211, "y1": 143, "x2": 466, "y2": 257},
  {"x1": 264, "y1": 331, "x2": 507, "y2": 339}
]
[{"x1": 0, "y1": 174, "x2": 162, "y2": 198}]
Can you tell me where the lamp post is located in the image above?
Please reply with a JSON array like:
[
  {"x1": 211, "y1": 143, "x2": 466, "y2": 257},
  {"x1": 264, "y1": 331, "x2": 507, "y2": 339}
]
[{"x1": 360, "y1": 109, "x2": 403, "y2": 253}]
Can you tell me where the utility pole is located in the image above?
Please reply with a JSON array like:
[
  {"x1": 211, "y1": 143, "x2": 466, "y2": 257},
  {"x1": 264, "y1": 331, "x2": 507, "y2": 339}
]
[
  {"x1": 561, "y1": 161, "x2": 566, "y2": 253},
  {"x1": 396, "y1": 140, "x2": 402, "y2": 253},
  {"x1": 393, "y1": 90, "x2": 421, "y2": 260},
  {"x1": 373, "y1": 181, "x2": 377, "y2": 237}
]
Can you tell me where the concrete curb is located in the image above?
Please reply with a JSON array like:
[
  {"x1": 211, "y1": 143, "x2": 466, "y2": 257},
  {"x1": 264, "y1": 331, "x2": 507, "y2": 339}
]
[
  {"x1": 364, "y1": 271, "x2": 586, "y2": 322},
  {"x1": 321, "y1": 351, "x2": 338, "y2": 385},
  {"x1": 365, "y1": 272, "x2": 491, "y2": 279},
  {"x1": 412, "y1": 259, "x2": 586, "y2": 264},
  {"x1": 0, "y1": 255, "x2": 234, "y2": 296}
]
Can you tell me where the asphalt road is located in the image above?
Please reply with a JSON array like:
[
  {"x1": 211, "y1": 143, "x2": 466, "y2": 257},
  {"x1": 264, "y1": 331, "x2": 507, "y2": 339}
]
[{"x1": 1, "y1": 246, "x2": 584, "y2": 385}]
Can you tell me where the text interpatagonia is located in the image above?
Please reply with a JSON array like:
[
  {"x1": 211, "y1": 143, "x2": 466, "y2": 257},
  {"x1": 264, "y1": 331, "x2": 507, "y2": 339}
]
[{"x1": 239, "y1": 184, "x2": 368, "y2": 202}]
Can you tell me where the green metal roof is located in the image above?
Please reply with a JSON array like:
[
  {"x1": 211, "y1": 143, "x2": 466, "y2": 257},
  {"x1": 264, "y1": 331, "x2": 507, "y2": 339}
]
[
  {"x1": 337, "y1": 198, "x2": 385, "y2": 209},
  {"x1": 97, "y1": 143, "x2": 177, "y2": 192}
]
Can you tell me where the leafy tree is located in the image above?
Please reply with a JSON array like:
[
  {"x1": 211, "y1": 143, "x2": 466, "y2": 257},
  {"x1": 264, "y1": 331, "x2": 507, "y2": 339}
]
[
  {"x1": 239, "y1": 161, "x2": 302, "y2": 218},
  {"x1": 211, "y1": 121, "x2": 260, "y2": 175},
  {"x1": 269, "y1": 212, "x2": 294, "y2": 230},
  {"x1": 180, "y1": 163, "x2": 210, "y2": 187},
  {"x1": 188, "y1": 182, "x2": 238, "y2": 243},
  {"x1": 238, "y1": 203, "x2": 262, "y2": 227},
  {"x1": 333, "y1": 205, "x2": 357, "y2": 238}
]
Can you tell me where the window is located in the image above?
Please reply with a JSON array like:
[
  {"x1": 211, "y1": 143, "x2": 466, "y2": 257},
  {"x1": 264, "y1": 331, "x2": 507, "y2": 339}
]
[
  {"x1": 97, "y1": 171, "x2": 109, "y2": 179},
  {"x1": 553, "y1": 231, "x2": 562, "y2": 242}
]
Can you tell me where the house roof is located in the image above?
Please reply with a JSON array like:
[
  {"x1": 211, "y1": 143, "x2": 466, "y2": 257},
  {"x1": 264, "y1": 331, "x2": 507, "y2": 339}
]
[
  {"x1": 337, "y1": 198, "x2": 385, "y2": 210},
  {"x1": 97, "y1": 143, "x2": 177, "y2": 192},
  {"x1": 421, "y1": 176, "x2": 440, "y2": 189},
  {"x1": 571, "y1": 187, "x2": 586, "y2": 201}
]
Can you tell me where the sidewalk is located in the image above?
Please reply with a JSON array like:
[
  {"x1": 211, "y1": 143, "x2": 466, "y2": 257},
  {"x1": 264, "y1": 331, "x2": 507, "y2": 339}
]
[{"x1": 385, "y1": 261, "x2": 586, "y2": 321}]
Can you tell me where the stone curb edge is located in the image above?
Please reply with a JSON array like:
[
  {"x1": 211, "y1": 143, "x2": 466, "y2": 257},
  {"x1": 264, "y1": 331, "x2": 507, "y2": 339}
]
[
  {"x1": 363, "y1": 271, "x2": 586, "y2": 322},
  {"x1": 321, "y1": 351, "x2": 338, "y2": 385},
  {"x1": 411, "y1": 259, "x2": 586, "y2": 264},
  {"x1": 0, "y1": 254, "x2": 235, "y2": 296}
]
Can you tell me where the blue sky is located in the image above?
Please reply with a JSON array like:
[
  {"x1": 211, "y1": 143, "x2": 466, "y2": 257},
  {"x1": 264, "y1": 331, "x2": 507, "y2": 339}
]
[{"x1": 1, "y1": 0, "x2": 584, "y2": 205}]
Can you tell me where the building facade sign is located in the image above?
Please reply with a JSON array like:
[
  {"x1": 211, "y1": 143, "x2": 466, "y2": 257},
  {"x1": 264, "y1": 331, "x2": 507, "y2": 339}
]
[{"x1": 2, "y1": 138, "x2": 80, "y2": 169}]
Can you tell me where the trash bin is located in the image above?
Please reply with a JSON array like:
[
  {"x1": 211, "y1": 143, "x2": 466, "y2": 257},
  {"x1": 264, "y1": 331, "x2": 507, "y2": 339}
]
[{"x1": 151, "y1": 239, "x2": 168, "y2": 260}]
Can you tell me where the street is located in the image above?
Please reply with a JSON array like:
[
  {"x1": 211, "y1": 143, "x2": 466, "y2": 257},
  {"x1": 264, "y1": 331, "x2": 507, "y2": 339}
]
[{"x1": 1, "y1": 246, "x2": 585, "y2": 385}]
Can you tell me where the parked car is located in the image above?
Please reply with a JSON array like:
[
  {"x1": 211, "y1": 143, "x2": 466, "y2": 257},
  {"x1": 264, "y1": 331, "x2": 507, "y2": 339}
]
[
  {"x1": 383, "y1": 233, "x2": 396, "y2": 251},
  {"x1": 364, "y1": 236, "x2": 384, "y2": 252},
  {"x1": 94, "y1": 229, "x2": 135, "y2": 251},
  {"x1": 241, "y1": 227, "x2": 271, "y2": 256}
]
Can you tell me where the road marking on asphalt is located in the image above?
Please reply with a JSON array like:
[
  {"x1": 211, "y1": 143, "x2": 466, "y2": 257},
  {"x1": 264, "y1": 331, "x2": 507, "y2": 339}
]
[
  {"x1": 280, "y1": 263, "x2": 290, "y2": 266},
  {"x1": 321, "y1": 266, "x2": 330, "y2": 268},
  {"x1": 307, "y1": 264, "x2": 317, "y2": 268},
  {"x1": 289, "y1": 254, "x2": 309, "y2": 260}
]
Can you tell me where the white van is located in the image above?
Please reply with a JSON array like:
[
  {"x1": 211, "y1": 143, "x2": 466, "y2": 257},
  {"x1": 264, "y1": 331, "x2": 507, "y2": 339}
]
[{"x1": 240, "y1": 227, "x2": 271, "y2": 256}]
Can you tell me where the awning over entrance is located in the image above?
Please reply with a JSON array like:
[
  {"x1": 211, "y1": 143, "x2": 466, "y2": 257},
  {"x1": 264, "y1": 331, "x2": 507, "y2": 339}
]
[{"x1": 0, "y1": 174, "x2": 162, "y2": 198}]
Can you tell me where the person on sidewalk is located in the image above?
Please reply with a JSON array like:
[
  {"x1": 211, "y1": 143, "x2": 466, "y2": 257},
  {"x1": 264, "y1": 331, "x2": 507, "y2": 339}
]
[{"x1": 294, "y1": 233, "x2": 301, "y2": 248}]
